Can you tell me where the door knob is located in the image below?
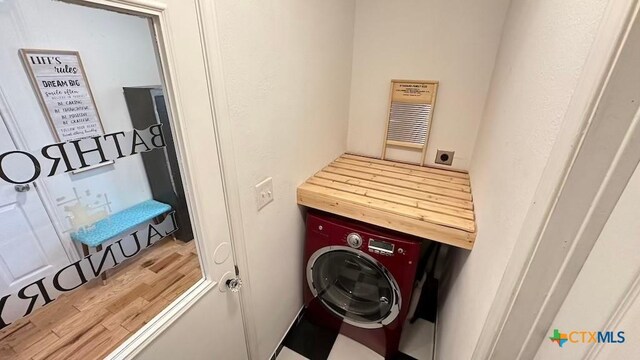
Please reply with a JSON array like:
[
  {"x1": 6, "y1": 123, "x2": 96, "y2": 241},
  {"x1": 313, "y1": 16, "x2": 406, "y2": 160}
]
[
  {"x1": 14, "y1": 184, "x2": 31, "y2": 193},
  {"x1": 225, "y1": 277, "x2": 243, "y2": 293}
]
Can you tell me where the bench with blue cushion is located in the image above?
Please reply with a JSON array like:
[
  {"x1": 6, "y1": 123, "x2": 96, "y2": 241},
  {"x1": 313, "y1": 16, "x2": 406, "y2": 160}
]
[{"x1": 71, "y1": 199, "x2": 172, "y2": 282}]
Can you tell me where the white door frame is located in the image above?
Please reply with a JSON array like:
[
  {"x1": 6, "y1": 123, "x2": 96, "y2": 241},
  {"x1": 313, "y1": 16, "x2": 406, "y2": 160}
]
[
  {"x1": 473, "y1": 1, "x2": 640, "y2": 359},
  {"x1": 190, "y1": 1, "x2": 260, "y2": 358},
  {"x1": 52, "y1": 0, "x2": 255, "y2": 358}
]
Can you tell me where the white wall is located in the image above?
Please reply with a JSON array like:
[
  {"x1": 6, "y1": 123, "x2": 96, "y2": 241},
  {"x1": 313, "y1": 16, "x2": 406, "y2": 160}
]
[
  {"x1": 346, "y1": 0, "x2": 510, "y2": 169},
  {"x1": 0, "y1": 0, "x2": 161, "y2": 258},
  {"x1": 594, "y1": 294, "x2": 640, "y2": 359},
  {"x1": 535, "y1": 163, "x2": 640, "y2": 359},
  {"x1": 213, "y1": 1, "x2": 355, "y2": 358},
  {"x1": 436, "y1": 1, "x2": 610, "y2": 359}
]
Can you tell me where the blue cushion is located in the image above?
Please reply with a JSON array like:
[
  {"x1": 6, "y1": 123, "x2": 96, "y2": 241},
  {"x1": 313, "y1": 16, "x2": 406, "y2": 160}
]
[{"x1": 71, "y1": 199, "x2": 172, "y2": 247}]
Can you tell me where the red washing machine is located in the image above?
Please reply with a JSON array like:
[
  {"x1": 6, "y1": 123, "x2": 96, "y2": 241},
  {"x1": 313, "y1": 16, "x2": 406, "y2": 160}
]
[{"x1": 303, "y1": 210, "x2": 423, "y2": 358}]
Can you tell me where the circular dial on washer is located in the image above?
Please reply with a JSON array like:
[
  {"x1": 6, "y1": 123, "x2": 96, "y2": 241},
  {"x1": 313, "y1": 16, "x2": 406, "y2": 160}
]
[{"x1": 346, "y1": 233, "x2": 363, "y2": 248}]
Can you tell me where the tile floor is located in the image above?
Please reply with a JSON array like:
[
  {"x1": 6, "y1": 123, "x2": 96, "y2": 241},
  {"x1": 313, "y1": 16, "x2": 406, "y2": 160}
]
[{"x1": 276, "y1": 315, "x2": 435, "y2": 360}]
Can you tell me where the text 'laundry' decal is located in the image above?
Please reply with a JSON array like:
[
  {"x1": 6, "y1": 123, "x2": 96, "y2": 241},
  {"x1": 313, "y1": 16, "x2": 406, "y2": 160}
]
[{"x1": 0, "y1": 212, "x2": 178, "y2": 330}]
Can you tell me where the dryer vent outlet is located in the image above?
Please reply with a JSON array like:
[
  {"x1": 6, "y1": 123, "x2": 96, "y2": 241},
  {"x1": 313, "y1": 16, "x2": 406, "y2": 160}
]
[{"x1": 435, "y1": 150, "x2": 454, "y2": 166}]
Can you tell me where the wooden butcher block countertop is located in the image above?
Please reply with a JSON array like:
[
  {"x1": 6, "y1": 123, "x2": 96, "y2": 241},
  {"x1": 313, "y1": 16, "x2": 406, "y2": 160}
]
[{"x1": 297, "y1": 153, "x2": 476, "y2": 250}]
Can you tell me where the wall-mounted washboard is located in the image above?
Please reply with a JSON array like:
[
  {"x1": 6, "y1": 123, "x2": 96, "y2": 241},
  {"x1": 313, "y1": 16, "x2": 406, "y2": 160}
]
[{"x1": 381, "y1": 80, "x2": 439, "y2": 166}]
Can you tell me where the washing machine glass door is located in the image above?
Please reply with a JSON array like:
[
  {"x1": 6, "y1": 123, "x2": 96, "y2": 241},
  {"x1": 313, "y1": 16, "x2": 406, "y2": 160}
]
[{"x1": 308, "y1": 247, "x2": 400, "y2": 329}]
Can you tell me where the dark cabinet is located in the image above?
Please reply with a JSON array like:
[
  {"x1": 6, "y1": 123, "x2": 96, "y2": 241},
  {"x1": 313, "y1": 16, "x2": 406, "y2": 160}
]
[{"x1": 123, "y1": 86, "x2": 194, "y2": 242}]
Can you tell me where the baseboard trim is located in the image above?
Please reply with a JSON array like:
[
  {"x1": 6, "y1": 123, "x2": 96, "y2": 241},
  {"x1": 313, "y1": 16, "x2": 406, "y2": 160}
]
[{"x1": 270, "y1": 306, "x2": 305, "y2": 360}]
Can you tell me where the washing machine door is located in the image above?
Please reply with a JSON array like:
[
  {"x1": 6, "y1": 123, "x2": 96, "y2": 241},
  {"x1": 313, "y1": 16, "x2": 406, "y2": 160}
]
[{"x1": 307, "y1": 246, "x2": 401, "y2": 329}]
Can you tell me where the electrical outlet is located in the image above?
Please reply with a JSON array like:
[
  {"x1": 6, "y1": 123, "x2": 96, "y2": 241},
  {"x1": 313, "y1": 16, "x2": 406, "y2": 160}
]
[
  {"x1": 255, "y1": 177, "x2": 274, "y2": 210},
  {"x1": 435, "y1": 150, "x2": 455, "y2": 166}
]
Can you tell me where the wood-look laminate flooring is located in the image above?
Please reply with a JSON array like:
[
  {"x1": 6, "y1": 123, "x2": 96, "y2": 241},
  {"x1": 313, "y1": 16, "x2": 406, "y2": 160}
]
[{"x1": 0, "y1": 238, "x2": 201, "y2": 360}]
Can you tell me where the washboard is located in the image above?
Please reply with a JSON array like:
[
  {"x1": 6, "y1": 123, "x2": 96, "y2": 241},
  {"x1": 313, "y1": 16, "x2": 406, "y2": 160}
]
[{"x1": 381, "y1": 80, "x2": 439, "y2": 166}]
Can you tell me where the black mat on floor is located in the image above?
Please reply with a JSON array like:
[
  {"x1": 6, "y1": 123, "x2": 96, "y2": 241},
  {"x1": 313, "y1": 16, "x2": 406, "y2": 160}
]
[
  {"x1": 391, "y1": 352, "x2": 418, "y2": 360},
  {"x1": 281, "y1": 315, "x2": 338, "y2": 360}
]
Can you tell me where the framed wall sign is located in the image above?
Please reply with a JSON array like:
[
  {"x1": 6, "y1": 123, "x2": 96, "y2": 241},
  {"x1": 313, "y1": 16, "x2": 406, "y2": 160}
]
[{"x1": 19, "y1": 49, "x2": 106, "y2": 142}]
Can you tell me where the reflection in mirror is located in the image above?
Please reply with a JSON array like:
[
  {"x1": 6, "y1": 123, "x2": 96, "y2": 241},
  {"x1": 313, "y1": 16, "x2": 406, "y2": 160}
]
[{"x1": 0, "y1": 0, "x2": 202, "y2": 358}]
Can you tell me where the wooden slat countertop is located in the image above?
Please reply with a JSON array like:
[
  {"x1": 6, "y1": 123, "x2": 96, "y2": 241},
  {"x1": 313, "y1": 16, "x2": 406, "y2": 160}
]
[{"x1": 297, "y1": 153, "x2": 476, "y2": 249}]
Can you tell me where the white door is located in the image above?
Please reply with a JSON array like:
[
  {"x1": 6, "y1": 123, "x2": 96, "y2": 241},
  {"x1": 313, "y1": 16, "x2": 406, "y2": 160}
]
[
  {"x1": 77, "y1": 1, "x2": 250, "y2": 359},
  {"x1": 0, "y1": 0, "x2": 249, "y2": 359},
  {"x1": 0, "y1": 117, "x2": 69, "y2": 297},
  {"x1": 99, "y1": 0, "x2": 250, "y2": 359}
]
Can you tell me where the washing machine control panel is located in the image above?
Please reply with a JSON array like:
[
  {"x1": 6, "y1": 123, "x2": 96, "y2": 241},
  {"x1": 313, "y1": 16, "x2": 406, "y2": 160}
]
[
  {"x1": 346, "y1": 232, "x2": 363, "y2": 248},
  {"x1": 368, "y1": 238, "x2": 395, "y2": 256}
]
